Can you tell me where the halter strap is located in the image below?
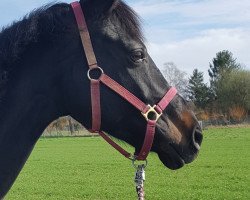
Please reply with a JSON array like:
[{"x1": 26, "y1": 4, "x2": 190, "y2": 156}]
[
  {"x1": 71, "y1": 1, "x2": 177, "y2": 161},
  {"x1": 71, "y1": 2, "x2": 97, "y2": 68}
]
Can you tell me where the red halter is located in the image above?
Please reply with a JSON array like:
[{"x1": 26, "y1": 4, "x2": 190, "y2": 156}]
[{"x1": 71, "y1": 2, "x2": 177, "y2": 161}]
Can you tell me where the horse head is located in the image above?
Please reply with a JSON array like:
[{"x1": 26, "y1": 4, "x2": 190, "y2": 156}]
[{"x1": 64, "y1": 0, "x2": 203, "y2": 169}]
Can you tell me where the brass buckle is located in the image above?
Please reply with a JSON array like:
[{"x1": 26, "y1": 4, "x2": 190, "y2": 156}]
[{"x1": 141, "y1": 105, "x2": 162, "y2": 122}]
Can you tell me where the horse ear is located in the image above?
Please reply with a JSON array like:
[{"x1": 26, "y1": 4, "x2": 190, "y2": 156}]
[{"x1": 80, "y1": 0, "x2": 118, "y2": 17}]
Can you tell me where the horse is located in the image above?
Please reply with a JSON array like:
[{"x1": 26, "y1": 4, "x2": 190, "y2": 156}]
[{"x1": 0, "y1": 0, "x2": 203, "y2": 198}]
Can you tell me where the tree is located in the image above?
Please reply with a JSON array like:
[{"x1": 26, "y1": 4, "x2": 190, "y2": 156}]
[
  {"x1": 216, "y1": 69, "x2": 250, "y2": 112},
  {"x1": 187, "y1": 69, "x2": 211, "y2": 109},
  {"x1": 162, "y1": 62, "x2": 188, "y2": 98},
  {"x1": 208, "y1": 50, "x2": 240, "y2": 81},
  {"x1": 206, "y1": 50, "x2": 245, "y2": 114},
  {"x1": 208, "y1": 50, "x2": 241, "y2": 96}
]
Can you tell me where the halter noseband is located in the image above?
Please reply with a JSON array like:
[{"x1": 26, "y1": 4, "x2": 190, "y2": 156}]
[{"x1": 71, "y1": 2, "x2": 177, "y2": 161}]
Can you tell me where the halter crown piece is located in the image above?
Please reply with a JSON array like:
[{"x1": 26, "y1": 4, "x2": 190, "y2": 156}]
[{"x1": 70, "y1": 2, "x2": 177, "y2": 161}]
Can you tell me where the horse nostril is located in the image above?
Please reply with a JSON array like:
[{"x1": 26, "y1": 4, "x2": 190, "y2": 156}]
[{"x1": 192, "y1": 128, "x2": 203, "y2": 150}]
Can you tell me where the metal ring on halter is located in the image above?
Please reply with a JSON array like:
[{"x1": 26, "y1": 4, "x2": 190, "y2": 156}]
[
  {"x1": 132, "y1": 159, "x2": 148, "y2": 169},
  {"x1": 87, "y1": 67, "x2": 104, "y2": 81}
]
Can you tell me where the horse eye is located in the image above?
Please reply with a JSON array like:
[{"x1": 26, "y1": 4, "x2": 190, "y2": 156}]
[{"x1": 131, "y1": 50, "x2": 145, "y2": 63}]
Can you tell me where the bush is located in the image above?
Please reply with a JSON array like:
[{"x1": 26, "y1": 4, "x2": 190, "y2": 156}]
[{"x1": 229, "y1": 106, "x2": 247, "y2": 123}]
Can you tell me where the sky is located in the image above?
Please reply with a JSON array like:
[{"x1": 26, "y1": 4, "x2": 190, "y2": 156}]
[{"x1": 1, "y1": 0, "x2": 250, "y2": 83}]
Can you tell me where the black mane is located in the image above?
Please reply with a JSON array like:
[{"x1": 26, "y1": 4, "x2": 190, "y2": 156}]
[
  {"x1": 0, "y1": 1, "x2": 143, "y2": 100},
  {"x1": 0, "y1": 3, "x2": 70, "y2": 69},
  {"x1": 0, "y1": 3, "x2": 70, "y2": 104},
  {"x1": 110, "y1": 1, "x2": 143, "y2": 42}
]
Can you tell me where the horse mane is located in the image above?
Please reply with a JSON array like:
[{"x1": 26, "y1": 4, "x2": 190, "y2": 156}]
[
  {"x1": 0, "y1": 3, "x2": 70, "y2": 69},
  {"x1": 0, "y1": 1, "x2": 143, "y2": 100},
  {"x1": 0, "y1": 3, "x2": 70, "y2": 104},
  {"x1": 109, "y1": 1, "x2": 143, "y2": 42}
]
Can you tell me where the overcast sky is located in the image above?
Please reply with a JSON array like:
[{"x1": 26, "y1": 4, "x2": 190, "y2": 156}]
[{"x1": 1, "y1": 0, "x2": 250, "y2": 83}]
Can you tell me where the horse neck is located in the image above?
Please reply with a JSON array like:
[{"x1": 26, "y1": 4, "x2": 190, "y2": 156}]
[{"x1": 0, "y1": 60, "x2": 65, "y2": 199}]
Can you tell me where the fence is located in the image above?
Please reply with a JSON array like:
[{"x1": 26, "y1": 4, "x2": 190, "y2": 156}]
[
  {"x1": 42, "y1": 115, "x2": 250, "y2": 137},
  {"x1": 42, "y1": 116, "x2": 96, "y2": 137},
  {"x1": 201, "y1": 116, "x2": 250, "y2": 129}
]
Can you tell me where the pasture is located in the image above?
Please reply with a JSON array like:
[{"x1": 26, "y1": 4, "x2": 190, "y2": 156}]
[{"x1": 6, "y1": 127, "x2": 250, "y2": 200}]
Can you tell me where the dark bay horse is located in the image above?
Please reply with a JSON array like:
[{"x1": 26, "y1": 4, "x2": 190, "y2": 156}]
[{"x1": 0, "y1": 0, "x2": 202, "y2": 198}]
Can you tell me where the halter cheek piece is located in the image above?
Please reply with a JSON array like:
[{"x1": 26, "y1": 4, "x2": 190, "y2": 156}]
[{"x1": 71, "y1": 2, "x2": 177, "y2": 161}]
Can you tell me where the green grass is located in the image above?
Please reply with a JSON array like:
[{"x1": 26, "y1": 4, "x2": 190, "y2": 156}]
[{"x1": 6, "y1": 128, "x2": 250, "y2": 200}]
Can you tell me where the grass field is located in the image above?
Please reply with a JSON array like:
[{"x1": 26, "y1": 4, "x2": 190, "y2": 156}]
[{"x1": 6, "y1": 127, "x2": 250, "y2": 200}]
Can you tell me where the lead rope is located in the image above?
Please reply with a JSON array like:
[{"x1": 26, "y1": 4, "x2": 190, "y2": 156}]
[{"x1": 133, "y1": 160, "x2": 147, "y2": 200}]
